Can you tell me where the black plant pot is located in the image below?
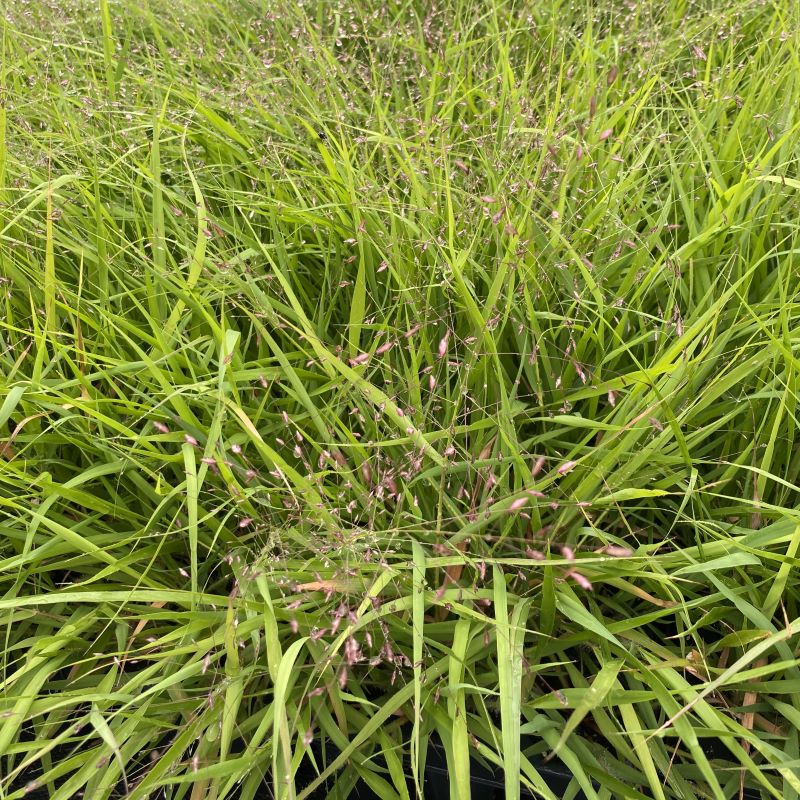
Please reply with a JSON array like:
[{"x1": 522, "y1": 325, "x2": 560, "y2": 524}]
[{"x1": 292, "y1": 736, "x2": 764, "y2": 800}]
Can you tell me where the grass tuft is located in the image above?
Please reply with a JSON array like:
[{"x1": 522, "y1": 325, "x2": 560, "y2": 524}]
[{"x1": 1, "y1": 0, "x2": 800, "y2": 797}]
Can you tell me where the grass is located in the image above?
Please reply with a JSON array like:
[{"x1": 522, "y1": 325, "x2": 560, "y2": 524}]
[{"x1": 1, "y1": 0, "x2": 800, "y2": 797}]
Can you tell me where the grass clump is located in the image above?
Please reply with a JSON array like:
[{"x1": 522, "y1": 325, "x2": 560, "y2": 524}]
[{"x1": 1, "y1": 0, "x2": 800, "y2": 797}]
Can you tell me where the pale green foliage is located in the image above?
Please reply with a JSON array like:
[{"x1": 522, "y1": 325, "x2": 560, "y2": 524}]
[{"x1": 1, "y1": 0, "x2": 800, "y2": 798}]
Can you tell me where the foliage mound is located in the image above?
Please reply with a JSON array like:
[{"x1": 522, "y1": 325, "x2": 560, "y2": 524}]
[{"x1": 2, "y1": 0, "x2": 800, "y2": 798}]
